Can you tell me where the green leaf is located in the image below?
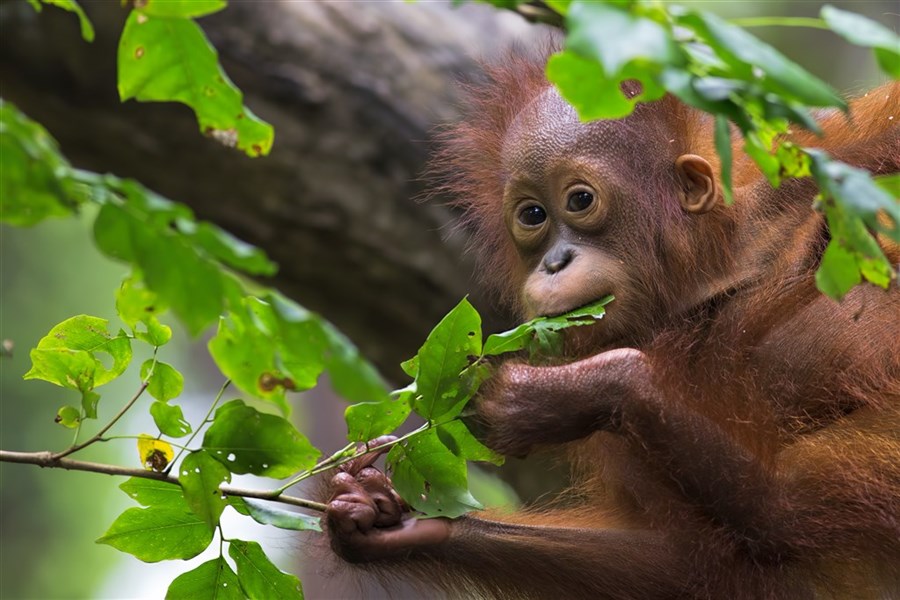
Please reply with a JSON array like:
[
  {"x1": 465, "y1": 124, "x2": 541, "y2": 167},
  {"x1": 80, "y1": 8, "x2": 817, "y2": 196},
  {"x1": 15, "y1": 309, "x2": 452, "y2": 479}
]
[
  {"x1": 211, "y1": 296, "x2": 323, "y2": 409},
  {"x1": 875, "y1": 173, "x2": 900, "y2": 198},
  {"x1": 0, "y1": 100, "x2": 82, "y2": 226},
  {"x1": 137, "y1": 0, "x2": 226, "y2": 19},
  {"x1": 141, "y1": 360, "x2": 184, "y2": 401},
  {"x1": 202, "y1": 399, "x2": 320, "y2": 478},
  {"x1": 815, "y1": 240, "x2": 861, "y2": 299},
  {"x1": 743, "y1": 132, "x2": 781, "y2": 187},
  {"x1": 387, "y1": 426, "x2": 483, "y2": 518},
  {"x1": 679, "y1": 10, "x2": 845, "y2": 109},
  {"x1": 483, "y1": 297, "x2": 611, "y2": 356},
  {"x1": 439, "y1": 419, "x2": 503, "y2": 465},
  {"x1": 320, "y1": 321, "x2": 391, "y2": 405},
  {"x1": 411, "y1": 298, "x2": 482, "y2": 421},
  {"x1": 822, "y1": 6, "x2": 900, "y2": 78},
  {"x1": 400, "y1": 355, "x2": 419, "y2": 378},
  {"x1": 566, "y1": 1, "x2": 681, "y2": 77},
  {"x1": 81, "y1": 390, "x2": 100, "y2": 419},
  {"x1": 546, "y1": 51, "x2": 666, "y2": 120},
  {"x1": 345, "y1": 389, "x2": 413, "y2": 443},
  {"x1": 35, "y1": 0, "x2": 94, "y2": 41},
  {"x1": 209, "y1": 298, "x2": 289, "y2": 406},
  {"x1": 24, "y1": 315, "x2": 132, "y2": 392},
  {"x1": 166, "y1": 558, "x2": 243, "y2": 600},
  {"x1": 94, "y1": 200, "x2": 225, "y2": 335},
  {"x1": 187, "y1": 222, "x2": 277, "y2": 276},
  {"x1": 117, "y1": 11, "x2": 274, "y2": 157},
  {"x1": 808, "y1": 150, "x2": 900, "y2": 242},
  {"x1": 229, "y1": 540, "x2": 304, "y2": 600},
  {"x1": 714, "y1": 116, "x2": 734, "y2": 204},
  {"x1": 235, "y1": 498, "x2": 322, "y2": 532},
  {"x1": 179, "y1": 451, "x2": 231, "y2": 530},
  {"x1": 269, "y1": 292, "x2": 389, "y2": 404},
  {"x1": 97, "y1": 506, "x2": 213, "y2": 562},
  {"x1": 150, "y1": 401, "x2": 192, "y2": 437},
  {"x1": 55, "y1": 405, "x2": 80, "y2": 429},
  {"x1": 116, "y1": 273, "x2": 173, "y2": 346},
  {"x1": 544, "y1": 0, "x2": 571, "y2": 15},
  {"x1": 120, "y1": 477, "x2": 186, "y2": 507},
  {"x1": 658, "y1": 70, "x2": 753, "y2": 132}
]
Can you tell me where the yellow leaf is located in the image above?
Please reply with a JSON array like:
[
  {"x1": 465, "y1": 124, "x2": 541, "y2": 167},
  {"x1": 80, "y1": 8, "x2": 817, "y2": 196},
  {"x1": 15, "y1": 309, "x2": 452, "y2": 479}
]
[{"x1": 137, "y1": 434, "x2": 174, "y2": 472}]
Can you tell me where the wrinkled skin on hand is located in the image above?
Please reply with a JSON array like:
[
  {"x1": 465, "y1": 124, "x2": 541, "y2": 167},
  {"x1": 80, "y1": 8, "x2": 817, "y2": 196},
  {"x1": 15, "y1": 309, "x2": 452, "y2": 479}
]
[
  {"x1": 326, "y1": 436, "x2": 451, "y2": 563},
  {"x1": 467, "y1": 349, "x2": 642, "y2": 458}
]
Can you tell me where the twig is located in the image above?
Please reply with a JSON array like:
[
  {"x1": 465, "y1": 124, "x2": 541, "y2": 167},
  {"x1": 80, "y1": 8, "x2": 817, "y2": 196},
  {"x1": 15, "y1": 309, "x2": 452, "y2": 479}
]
[
  {"x1": 53, "y1": 381, "x2": 150, "y2": 460},
  {"x1": 169, "y1": 379, "x2": 231, "y2": 469},
  {"x1": 0, "y1": 450, "x2": 326, "y2": 512}
]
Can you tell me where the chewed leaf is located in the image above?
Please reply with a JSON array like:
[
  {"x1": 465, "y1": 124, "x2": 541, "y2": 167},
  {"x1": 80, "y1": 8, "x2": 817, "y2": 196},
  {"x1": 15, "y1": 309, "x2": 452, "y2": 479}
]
[
  {"x1": 117, "y1": 11, "x2": 273, "y2": 157},
  {"x1": 483, "y1": 296, "x2": 612, "y2": 356},
  {"x1": 150, "y1": 401, "x2": 192, "y2": 438},
  {"x1": 24, "y1": 315, "x2": 132, "y2": 392},
  {"x1": 411, "y1": 298, "x2": 482, "y2": 421},
  {"x1": 138, "y1": 434, "x2": 175, "y2": 472}
]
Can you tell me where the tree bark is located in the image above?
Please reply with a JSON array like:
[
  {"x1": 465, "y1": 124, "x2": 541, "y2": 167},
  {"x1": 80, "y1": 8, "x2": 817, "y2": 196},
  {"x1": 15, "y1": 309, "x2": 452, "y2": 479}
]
[{"x1": 0, "y1": 1, "x2": 541, "y2": 376}]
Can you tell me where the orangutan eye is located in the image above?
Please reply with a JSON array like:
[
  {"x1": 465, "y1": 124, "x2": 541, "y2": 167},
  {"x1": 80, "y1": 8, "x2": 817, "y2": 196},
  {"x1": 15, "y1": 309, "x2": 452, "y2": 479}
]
[
  {"x1": 566, "y1": 190, "x2": 594, "y2": 212},
  {"x1": 518, "y1": 205, "x2": 547, "y2": 227}
]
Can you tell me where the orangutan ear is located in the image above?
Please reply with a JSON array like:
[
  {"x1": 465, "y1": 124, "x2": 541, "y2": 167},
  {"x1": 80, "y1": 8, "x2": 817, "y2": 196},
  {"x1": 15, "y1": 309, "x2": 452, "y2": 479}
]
[{"x1": 676, "y1": 154, "x2": 719, "y2": 214}]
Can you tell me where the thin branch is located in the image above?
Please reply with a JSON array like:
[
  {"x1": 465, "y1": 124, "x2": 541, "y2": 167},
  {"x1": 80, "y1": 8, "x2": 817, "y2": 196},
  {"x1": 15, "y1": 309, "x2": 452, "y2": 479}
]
[
  {"x1": 728, "y1": 16, "x2": 829, "y2": 30},
  {"x1": 53, "y1": 381, "x2": 150, "y2": 460},
  {"x1": 169, "y1": 379, "x2": 230, "y2": 469},
  {"x1": 275, "y1": 421, "x2": 432, "y2": 494},
  {"x1": 0, "y1": 450, "x2": 326, "y2": 512}
]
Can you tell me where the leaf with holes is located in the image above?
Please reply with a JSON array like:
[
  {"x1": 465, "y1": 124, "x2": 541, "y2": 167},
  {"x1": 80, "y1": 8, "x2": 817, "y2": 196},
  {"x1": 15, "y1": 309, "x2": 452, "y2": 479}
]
[
  {"x1": 202, "y1": 400, "x2": 319, "y2": 478},
  {"x1": 387, "y1": 426, "x2": 483, "y2": 518},
  {"x1": 409, "y1": 298, "x2": 482, "y2": 421},
  {"x1": 24, "y1": 316, "x2": 132, "y2": 393},
  {"x1": 179, "y1": 451, "x2": 230, "y2": 530},
  {"x1": 150, "y1": 401, "x2": 192, "y2": 438}
]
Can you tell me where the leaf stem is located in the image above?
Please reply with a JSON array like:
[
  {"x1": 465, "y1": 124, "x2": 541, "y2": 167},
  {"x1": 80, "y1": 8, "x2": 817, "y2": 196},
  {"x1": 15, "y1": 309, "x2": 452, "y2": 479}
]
[
  {"x1": 275, "y1": 422, "x2": 434, "y2": 494},
  {"x1": 729, "y1": 17, "x2": 829, "y2": 30},
  {"x1": 53, "y1": 379, "x2": 150, "y2": 460},
  {"x1": 0, "y1": 449, "x2": 326, "y2": 512},
  {"x1": 169, "y1": 379, "x2": 230, "y2": 469}
]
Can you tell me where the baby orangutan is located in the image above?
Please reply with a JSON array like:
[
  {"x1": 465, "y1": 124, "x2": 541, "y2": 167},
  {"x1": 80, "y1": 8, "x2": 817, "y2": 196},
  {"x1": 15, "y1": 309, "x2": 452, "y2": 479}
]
[{"x1": 326, "y1": 56, "x2": 900, "y2": 599}]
